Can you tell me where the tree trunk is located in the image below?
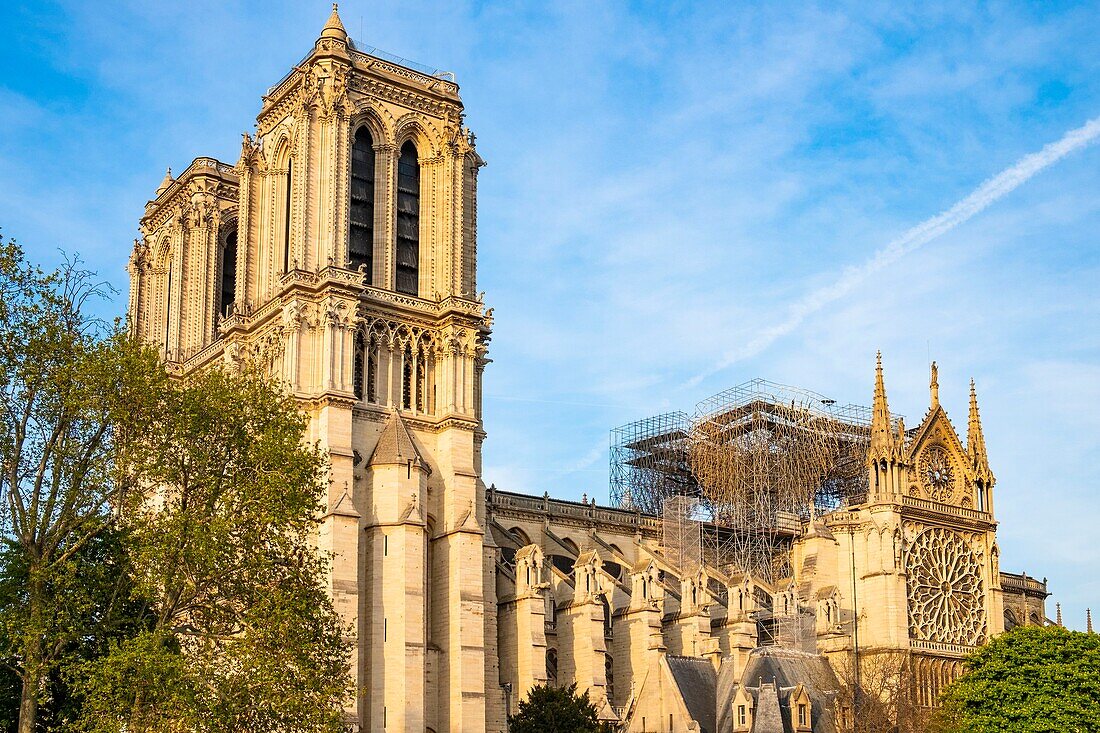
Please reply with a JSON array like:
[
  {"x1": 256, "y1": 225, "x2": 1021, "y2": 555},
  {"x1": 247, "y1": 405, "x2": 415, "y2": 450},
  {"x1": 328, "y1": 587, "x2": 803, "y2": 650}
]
[
  {"x1": 18, "y1": 575, "x2": 45, "y2": 733},
  {"x1": 18, "y1": 664, "x2": 40, "y2": 733}
]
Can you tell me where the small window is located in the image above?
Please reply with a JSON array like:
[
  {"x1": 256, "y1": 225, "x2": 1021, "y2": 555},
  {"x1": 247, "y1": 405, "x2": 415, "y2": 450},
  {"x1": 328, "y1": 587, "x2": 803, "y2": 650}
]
[
  {"x1": 798, "y1": 703, "x2": 808, "y2": 726},
  {"x1": 546, "y1": 648, "x2": 558, "y2": 686},
  {"x1": 353, "y1": 332, "x2": 365, "y2": 400},
  {"x1": 737, "y1": 705, "x2": 746, "y2": 726},
  {"x1": 402, "y1": 345, "x2": 413, "y2": 409},
  {"x1": 366, "y1": 340, "x2": 378, "y2": 403},
  {"x1": 605, "y1": 653, "x2": 614, "y2": 702}
]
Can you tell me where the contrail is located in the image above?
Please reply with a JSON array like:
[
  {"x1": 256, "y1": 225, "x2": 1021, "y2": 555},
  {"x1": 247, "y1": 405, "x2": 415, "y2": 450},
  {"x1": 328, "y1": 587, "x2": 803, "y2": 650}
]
[{"x1": 683, "y1": 115, "x2": 1100, "y2": 390}]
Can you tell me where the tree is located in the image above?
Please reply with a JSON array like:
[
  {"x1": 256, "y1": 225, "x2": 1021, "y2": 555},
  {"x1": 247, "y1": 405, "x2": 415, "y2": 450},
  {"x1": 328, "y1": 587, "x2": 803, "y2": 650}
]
[
  {"x1": 508, "y1": 684, "x2": 613, "y2": 733},
  {"x1": 830, "y1": 649, "x2": 930, "y2": 733},
  {"x1": 0, "y1": 239, "x2": 164, "y2": 733},
  {"x1": 0, "y1": 526, "x2": 150, "y2": 732},
  {"x1": 69, "y1": 367, "x2": 351, "y2": 733},
  {"x1": 932, "y1": 625, "x2": 1100, "y2": 733}
]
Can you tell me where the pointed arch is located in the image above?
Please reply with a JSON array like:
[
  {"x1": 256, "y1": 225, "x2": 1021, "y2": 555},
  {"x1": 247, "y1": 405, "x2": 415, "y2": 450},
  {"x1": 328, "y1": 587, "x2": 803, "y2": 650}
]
[
  {"x1": 395, "y1": 140, "x2": 420, "y2": 295},
  {"x1": 269, "y1": 133, "x2": 294, "y2": 273},
  {"x1": 349, "y1": 125, "x2": 375, "y2": 280},
  {"x1": 217, "y1": 220, "x2": 238, "y2": 321}
]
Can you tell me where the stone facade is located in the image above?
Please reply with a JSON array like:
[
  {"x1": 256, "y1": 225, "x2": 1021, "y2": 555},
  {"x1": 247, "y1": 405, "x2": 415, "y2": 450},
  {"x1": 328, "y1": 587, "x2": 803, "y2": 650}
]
[{"x1": 128, "y1": 8, "x2": 1049, "y2": 732}]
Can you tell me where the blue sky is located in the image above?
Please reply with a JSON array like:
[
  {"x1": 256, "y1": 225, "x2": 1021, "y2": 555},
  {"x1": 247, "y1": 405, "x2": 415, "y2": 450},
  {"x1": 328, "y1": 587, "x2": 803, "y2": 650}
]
[{"x1": 1, "y1": 1, "x2": 1098, "y2": 629}]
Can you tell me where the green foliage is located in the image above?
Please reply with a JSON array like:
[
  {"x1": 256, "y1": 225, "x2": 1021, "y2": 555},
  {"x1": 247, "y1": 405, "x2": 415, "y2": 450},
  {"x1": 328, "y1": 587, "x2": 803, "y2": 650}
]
[
  {"x1": 0, "y1": 240, "x2": 350, "y2": 732},
  {"x1": 0, "y1": 237, "x2": 165, "y2": 733},
  {"x1": 508, "y1": 683, "x2": 614, "y2": 733},
  {"x1": 68, "y1": 367, "x2": 351, "y2": 733},
  {"x1": 934, "y1": 625, "x2": 1100, "y2": 733},
  {"x1": 0, "y1": 528, "x2": 151, "y2": 732}
]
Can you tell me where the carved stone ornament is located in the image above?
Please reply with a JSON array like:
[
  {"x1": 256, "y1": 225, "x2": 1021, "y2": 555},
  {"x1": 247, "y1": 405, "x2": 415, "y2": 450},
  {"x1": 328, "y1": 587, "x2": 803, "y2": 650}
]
[
  {"x1": 919, "y1": 445, "x2": 957, "y2": 502},
  {"x1": 906, "y1": 527, "x2": 986, "y2": 646}
]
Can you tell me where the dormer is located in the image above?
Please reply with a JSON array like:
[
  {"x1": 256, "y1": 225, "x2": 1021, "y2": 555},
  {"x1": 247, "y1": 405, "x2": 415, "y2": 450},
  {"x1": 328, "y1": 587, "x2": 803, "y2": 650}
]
[
  {"x1": 789, "y1": 683, "x2": 813, "y2": 732},
  {"x1": 732, "y1": 684, "x2": 754, "y2": 731}
]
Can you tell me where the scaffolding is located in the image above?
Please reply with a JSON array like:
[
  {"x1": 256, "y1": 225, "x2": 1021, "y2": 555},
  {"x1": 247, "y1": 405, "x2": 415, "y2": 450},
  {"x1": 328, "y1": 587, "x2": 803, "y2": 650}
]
[
  {"x1": 611, "y1": 379, "x2": 893, "y2": 585},
  {"x1": 661, "y1": 495, "x2": 703, "y2": 575}
]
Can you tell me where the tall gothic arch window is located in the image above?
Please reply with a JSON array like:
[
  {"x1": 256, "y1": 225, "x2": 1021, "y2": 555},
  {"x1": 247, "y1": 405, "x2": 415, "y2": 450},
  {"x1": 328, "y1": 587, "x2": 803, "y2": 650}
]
[
  {"x1": 219, "y1": 229, "x2": 237, "y2": 318},
  {"x1": 395, "y1": 141, "x2": 420, "y2": 295},
  {"x1": 283, "y1": 160, "x2": 293, "y2": 272},
  {"x1": 349, "y1": 127, "x2": 375, "y2": 280},
  {"x1": 164, "y1": 262, "x2": 173, "y2": 351}
]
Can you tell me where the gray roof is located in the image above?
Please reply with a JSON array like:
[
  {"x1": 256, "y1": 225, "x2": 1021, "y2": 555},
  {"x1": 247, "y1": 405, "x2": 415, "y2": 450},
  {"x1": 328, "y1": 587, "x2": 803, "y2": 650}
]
[
  {"x1": 667, "y1": 656, "x2": 717, "y2": 733},
  {"x1": 752, "y1": 681, "x2": 786, "y2": 733},
  {"x1": 741, "y1": 648, "x2": 840, "y2": 733},
  {"x1": 368, "y1": 410, "x2": 430, "y2": 473}
]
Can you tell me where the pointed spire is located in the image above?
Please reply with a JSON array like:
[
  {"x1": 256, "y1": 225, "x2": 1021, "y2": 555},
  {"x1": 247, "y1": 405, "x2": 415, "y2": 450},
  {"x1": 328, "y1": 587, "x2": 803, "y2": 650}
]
[
  {"x1": 1056, "y1": 602, "x2": 1063, "y2": 627},
  {"x1": 968, "y1": 379, "x2": 987, "y2": 459},
  {"x1": 1089, "y1": 608, "x2": 1094, "y2": 634},
  {"x1": 870, "y1": 351, "x2": 895, "y2": 457},
  {"x1": 967, "y1": 378, "x2": 994, "y2": 487},
  {"x1": 319, "y1": 3, "x2": 348, "y2": 42},
  {"x1": 155, "y1": 167, "x2": 173, "y2": 195},
  {"x1": 930, "y1": 361, "x2": 940, "y2": 410}
]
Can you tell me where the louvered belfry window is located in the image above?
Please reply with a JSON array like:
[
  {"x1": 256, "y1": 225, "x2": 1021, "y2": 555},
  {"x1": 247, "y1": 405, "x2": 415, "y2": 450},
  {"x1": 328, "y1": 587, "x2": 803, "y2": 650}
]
[
  {"x1": 395, "y1": 141, "x2": 420, "y2": 295},
  {"x1": 219, "y1": 229, "x2": 237, "y2": 317},
  {"x1": 349, "y1": 127, "x2": 375, "y2": 281}
]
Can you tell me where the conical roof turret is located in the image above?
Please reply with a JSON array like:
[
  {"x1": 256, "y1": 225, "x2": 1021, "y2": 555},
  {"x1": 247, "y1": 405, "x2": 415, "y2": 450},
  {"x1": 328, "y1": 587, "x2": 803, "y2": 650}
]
[
  {"x1": 155, "y1": 167, "x2": 173, "y2": 196},
  {"x1": 368, "y1": 409, "x2": 430, "y2": 474},
  {"x1": 319, "y1": 3, "x2": 348, "y2": 42},
  {"x1": 968, "y1": 379, "x2": 993, "y2": 483}
]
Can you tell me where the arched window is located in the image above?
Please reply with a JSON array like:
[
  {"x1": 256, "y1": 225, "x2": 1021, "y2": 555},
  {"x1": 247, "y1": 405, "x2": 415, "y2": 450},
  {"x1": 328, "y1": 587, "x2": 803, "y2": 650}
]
[
  {"x1": 349, "y1": 127, "x2": 375, "y2": 280},
  {"x1": 353, "y1": 332, "x2": 365, "y2": 400},
  {"x1": 283, "y1": 160, "x2": 293, "y2": 272},
  {"x1": 366, "y1": 336, "x2": 378, "y2": 403},
  {"x1": 164, "y1": 262, "x2": 173, "y2": 350},
  {"x1": 395, "y1": 141, "x2": 419, "y2": 295},
  {"x1": 415, "y1": 343, "x2": 426, "y2": 412},
  {"x1": 402, "y1": 344, "x2": 413, "y2": 410},
  {"x1": 218, "y1": 229, "x2": 237, "y2": 318},
  {"x1": 605, "y1": 653, "x2": 615, "y2": 702},
  {"x1": 546, "y1": 649, "x2": 558, "y2": 687}
]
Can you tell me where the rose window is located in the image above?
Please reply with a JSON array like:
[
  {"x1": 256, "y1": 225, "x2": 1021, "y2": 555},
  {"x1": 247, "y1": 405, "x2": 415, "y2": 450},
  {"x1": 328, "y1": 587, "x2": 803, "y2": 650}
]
[
  {"x1": 920, "y1": 446, "x2": 956, "y2": 502},
  {"x1": 906, "y1": 527, "x2": 986, "y2": 646}
]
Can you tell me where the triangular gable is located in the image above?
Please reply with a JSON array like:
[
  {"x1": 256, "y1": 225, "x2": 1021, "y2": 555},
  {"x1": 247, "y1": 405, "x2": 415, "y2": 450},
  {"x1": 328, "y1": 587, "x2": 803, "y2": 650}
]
[{"x1": 904, "y1": 404, "x2": 968, "y2": 468}]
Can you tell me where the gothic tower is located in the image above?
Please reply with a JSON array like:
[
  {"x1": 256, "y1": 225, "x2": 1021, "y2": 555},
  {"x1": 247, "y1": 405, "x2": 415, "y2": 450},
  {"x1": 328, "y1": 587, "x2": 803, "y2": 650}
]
[{"x1": 127, "y1": 7, "x2": 498, "y2": 731}]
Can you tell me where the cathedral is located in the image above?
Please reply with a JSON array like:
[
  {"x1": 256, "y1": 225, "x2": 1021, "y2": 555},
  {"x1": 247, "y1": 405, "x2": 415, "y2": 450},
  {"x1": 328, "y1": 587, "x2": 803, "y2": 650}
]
[{"x1": 126, "y1": 7, "x2": 1050, "y2": 732}]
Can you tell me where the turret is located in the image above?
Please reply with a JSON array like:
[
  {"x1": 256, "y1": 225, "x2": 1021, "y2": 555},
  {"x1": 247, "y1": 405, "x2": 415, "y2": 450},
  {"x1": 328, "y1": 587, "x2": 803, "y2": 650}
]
[
  {"x1": 967, "y1": 380, "x2": 995, "y2": 514},
  {"x1": 868, "y1": 352, "x2": 902, "y2": 500}
]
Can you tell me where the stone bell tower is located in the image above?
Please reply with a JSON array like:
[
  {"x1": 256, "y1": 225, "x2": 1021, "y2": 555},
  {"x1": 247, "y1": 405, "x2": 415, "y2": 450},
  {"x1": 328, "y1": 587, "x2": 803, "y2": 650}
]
[{"x1": 128, "y1": 6, "x2": 498, "y2": 731}]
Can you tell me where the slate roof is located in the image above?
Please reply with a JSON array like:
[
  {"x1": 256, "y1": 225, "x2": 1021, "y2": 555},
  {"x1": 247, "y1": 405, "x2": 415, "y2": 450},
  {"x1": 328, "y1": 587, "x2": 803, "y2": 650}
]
[
  {"x1": 368, "y1": 410, "x2": 430, "y2": 473},
  {"x1": 752, "y1": 680, "x2": 786, "y2": 733},
  {"x1": 667, "y1": 656, "x2": 717, "y2": 733},
  {"x1": 741, "y1": 648, "x2": 840, "y2": 733}
]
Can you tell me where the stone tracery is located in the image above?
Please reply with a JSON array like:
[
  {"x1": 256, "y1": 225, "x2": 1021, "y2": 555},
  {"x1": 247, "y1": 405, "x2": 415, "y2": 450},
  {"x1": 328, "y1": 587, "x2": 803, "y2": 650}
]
[{"x1": 906, "y1": 527, "x2": 986, "y2": 646}]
